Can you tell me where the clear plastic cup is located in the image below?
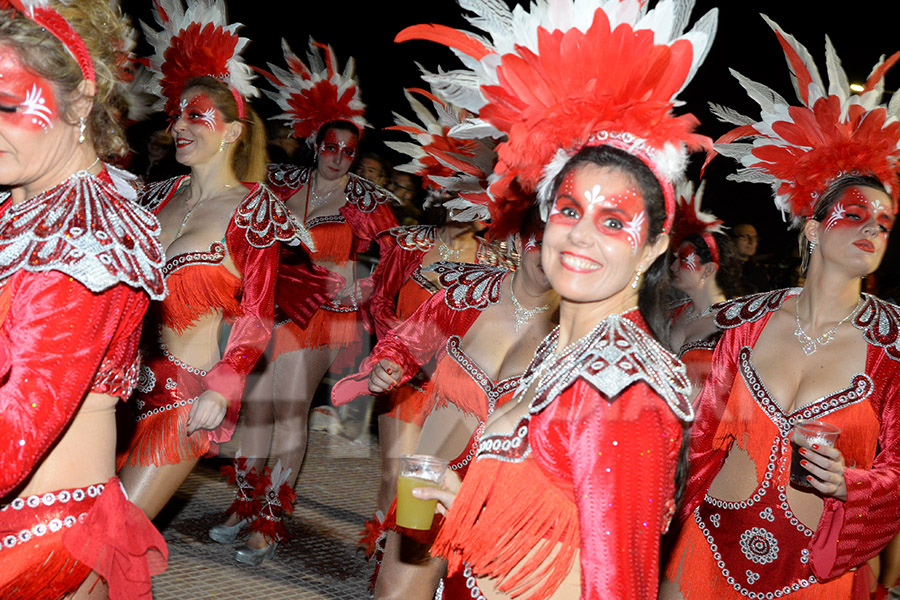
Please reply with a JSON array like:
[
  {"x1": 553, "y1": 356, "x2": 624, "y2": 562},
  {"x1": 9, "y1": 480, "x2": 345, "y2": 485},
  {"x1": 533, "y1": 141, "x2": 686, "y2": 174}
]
[
  {"x1": 396, "y1": 454, "x2": 448, "y2": 530},
  {"x1": 790, "y1": 419, "x2": 841, "y2": 488}
]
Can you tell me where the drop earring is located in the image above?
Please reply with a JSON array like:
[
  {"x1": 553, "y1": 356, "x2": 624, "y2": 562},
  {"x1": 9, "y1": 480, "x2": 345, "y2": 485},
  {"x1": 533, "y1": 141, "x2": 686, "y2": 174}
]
[
  {"x1": 78, "y1": 117, "x2": 86, "y2": 144},
  {"x1": 218, "y1": 139, "x2": 226, "y2": 153},
  {"x1": 809, "y1": 238, "x2": 817, "y2": 252},
  {"x1": 631, "y1": 267, "x2": 643, "y2": 290}
]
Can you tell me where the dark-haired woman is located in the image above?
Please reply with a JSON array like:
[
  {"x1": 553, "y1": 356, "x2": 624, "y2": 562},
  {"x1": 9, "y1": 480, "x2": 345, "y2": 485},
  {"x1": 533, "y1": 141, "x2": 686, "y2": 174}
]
[
  {"x1": 669, "y1": 231, "x2": 741, "y2": 403},
  {"x1": 117, "y1": 75, "x2": 296, "y2": 519},
  {"x1": 208, "y1": 120, "x2": 397, "y2": 563}
]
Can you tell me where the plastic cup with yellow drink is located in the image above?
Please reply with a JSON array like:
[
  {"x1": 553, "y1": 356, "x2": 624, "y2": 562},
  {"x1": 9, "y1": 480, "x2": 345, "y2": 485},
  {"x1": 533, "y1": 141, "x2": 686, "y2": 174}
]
[{"x1": 396, "y1": 454, "x2": 449, "y2": 530}]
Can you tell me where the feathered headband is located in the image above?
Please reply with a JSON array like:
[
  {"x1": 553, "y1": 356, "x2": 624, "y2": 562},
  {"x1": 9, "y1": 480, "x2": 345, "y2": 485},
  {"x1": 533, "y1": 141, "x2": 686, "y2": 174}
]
[
  {"x1": 672, "y1": 180, "x2": 723, "y2": 266},
  {"x1": 396, "y1": 0, "x2": 718, "y2": 233},
  {"x1": 259, "y1": 37, "x2": 368, "y2": 144},
  {"x1": 710, "y1": 15, "x2": 900, "y2": 227},
  {"x1": 385, "y1": 85, "x2": 496, "y2": 223},
  {"x1": 141, "y1": 0, "x2": 257, "y2": 119},
  {"x1": 1, "y1": 0, "x2": 95, "y2": 83}
]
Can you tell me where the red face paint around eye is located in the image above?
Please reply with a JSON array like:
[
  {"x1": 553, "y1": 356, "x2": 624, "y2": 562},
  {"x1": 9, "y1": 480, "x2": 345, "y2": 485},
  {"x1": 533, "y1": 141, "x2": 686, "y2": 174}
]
[
  {"x1": 318, "y1": 129, "x2": 358, "y2": 162},
  {"x1": 824, "y1": 187, "x2": 894, "y2": 236},
  {"x1": 178, "y1": 93, "x2": 223, "y2": 132},
  {"x1": 548, "y1": 169, "x2": 648, "y2": 254},
  {"x1": 0, "y1": 48, "x2": 58, "y2": 133},
  {"x1": 676, "y1": 243, "x2": 700, "y2": 272}
]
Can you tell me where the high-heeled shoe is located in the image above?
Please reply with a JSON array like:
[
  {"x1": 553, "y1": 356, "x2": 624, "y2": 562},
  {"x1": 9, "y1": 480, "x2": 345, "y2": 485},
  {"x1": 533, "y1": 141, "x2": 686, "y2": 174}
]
[
  {"x1": 208, "y1": 518, "x2": 249, "y2": 545},
  {"x1": 234, "y1": 541, "x2": 277, "y2": 566}
]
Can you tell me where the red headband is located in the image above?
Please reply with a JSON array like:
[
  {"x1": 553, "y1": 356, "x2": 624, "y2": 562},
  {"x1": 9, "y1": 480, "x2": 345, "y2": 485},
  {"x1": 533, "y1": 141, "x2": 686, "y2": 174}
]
[
  {"x1": 7, "y1": 1, "x2": 95, "y2": 83},
  {"x1": 229, "y1": 85, "x2": 245, "y2": 120},
  {"x1": 700, "y1": 231, "x2": 719, "y2": 267}
]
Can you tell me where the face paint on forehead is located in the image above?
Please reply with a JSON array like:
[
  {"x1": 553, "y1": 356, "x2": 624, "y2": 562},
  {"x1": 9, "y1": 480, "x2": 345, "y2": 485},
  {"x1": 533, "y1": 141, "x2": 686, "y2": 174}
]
[
  {"x1": 318, "y1": 129, "x2": 358, "y2": 159},
  {"x1": 0, "y1": 49, "x2": 57, "y2": 133},
  {"x1": 180, "y1": 93, "x2": 222, "y2": 132},
  {"x1": 824, "y1": 187, "x2": 894, "y2": 233},
  {"x1": 677, "y1": 244, "x2": 700, "y2": 272}
]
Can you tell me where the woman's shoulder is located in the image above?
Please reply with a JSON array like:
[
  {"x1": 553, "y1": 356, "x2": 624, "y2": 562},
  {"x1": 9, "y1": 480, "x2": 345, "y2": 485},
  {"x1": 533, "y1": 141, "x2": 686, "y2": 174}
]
[
  {"x1": 140, "y1": 174, "x2": 189, "y2": 214},
  {"x1": 855, "y1": 294, "x2": 900, "y2": 364},
  {"x1": 343, "y1": 172, "x2": 396, "y2": 213},
  {"x1": 713, "y1": 288, "x2": 798, "y2": 330},
  {"x1": 228, "y1": 182, "x2": 301, "y2": 249},
  {"x1": 381, "y1": 224, "x2": 436, "y2": 252},
  {"x1": 424, "y1": 261, "x2": 511, "y2": 311}
]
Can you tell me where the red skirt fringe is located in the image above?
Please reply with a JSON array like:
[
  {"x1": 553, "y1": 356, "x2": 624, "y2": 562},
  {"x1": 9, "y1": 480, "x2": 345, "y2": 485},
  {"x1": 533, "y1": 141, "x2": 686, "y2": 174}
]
[
  {"x1": 271, "y1": 306, "x2": 361, "y2": 356},
  {"x1": 120, "y1": 353, "x2": 210, "y2": 468},
  {"x1": 382, "y1": 371, "x2": 432, "y2": 426}
]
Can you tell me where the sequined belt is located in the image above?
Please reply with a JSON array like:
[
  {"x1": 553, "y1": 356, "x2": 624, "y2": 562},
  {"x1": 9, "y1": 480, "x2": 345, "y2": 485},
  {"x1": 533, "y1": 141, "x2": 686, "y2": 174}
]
[
  {"x1": 0, "y1": 484, "x2": 104, "y2": 551},
  {"x1": 132, "y1": 331, "x2": 206, "y2": 421}
]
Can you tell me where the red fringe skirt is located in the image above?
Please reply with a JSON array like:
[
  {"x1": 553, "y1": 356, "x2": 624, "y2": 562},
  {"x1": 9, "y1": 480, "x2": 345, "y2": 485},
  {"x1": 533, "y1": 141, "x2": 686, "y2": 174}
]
[
  {"x1": 0, "y1": 477, "x2": 167, "y2": 600},
  {"x1": 121, "y1": 346, "x2": 210, "y2": 468}
]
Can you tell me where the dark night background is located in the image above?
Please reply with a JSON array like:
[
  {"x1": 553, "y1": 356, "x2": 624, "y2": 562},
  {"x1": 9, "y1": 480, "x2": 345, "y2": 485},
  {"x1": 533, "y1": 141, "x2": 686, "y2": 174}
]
[{"x1": 120, "y1": 0, "x2": 900, "y2": 295}]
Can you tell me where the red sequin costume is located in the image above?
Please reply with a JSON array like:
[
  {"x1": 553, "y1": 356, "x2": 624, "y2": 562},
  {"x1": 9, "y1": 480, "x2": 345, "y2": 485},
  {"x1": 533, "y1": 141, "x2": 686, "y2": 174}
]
[
  {"x1": 368, "y1": 225, "x2": 515, "y2": 424},
  {"x1": 123, "y1": 174, "x2": 298, "y2": 466},
  {"x1": 266, "y1": 164, "x2": 397, "y2": 364},
  {"x1": 335, "y1": 262, "x2": 521, "y2": 596},
  {"x1": 431, "y1": 310, "x2": 692, "y2": 600},
  {"x1": 666, "y1": 289, "x2": 900, "y2": 599},
  {"x1": 0, "y1": 168, "x2": 168, "y2": 599}
]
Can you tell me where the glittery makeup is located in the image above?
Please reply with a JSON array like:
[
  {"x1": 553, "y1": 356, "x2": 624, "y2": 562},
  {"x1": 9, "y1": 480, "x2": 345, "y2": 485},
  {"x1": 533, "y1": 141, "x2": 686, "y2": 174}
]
[
  {"x1": 548, "y1": 170, "x2": 648, "y2": 254},
  {"x1": 318, "y1": 129, "x2": 358, "y2": 162},
  {"x1": 0, "y1": 49, "x2": 57, "y2": 133},
  {"x1": 824, "y1": 187, "x2": 893, "y2": 234},
  {"x1": 676, "y1": 243, "x2": 700, "y2": 272},
  {"x1": 176, "y1": 93, "x2": 223, "y2": 132}
]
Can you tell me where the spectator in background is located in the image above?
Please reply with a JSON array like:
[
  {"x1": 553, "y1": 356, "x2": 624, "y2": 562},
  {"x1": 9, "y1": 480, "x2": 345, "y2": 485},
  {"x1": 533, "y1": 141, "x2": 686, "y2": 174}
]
[
  {"x1": 355, "y1": 151, "x2": 392, "y2": 188},
  {"x1": 731, "y1": 222, "x2": 771, "y2": 293},
  {"x1": 388, "y1": 170, "x2": 423, "y2": 225},
  {"x1": 266, "y1": 121, "x2": 302, "y2": 164}
]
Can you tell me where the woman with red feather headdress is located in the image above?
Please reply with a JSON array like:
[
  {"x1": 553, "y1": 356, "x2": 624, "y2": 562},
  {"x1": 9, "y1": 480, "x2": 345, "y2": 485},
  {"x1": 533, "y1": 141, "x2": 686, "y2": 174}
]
[
  {"x1": 116, "y1": 0, "x2": 308, "y2": 532},
  {"x1": 661, "y1": 16, "x2": 900, "y2": 600},
  {"x1": 206, "y1": 36, "x2": 398, "y2": 565},
  {"x1": 0, "y1": 0, "x2": 168, "y2": 597},
  {"x1": 368, "y1": 0, "x2": 717, "y2": 597}
]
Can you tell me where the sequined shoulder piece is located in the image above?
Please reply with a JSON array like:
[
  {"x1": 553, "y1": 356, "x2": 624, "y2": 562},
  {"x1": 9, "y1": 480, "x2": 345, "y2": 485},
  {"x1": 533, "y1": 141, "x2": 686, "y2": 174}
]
[
  {"x1": 426, "y1": 261, "x2": 510, "y2": 311},
  {"x1": 344, "y1": 173, "x2": 395, "y2": 213},
  {"x1": 713, "y1": 288, "x2": 798, "y2": 330},
  {"x1": 388, "y1": 225, "x2": 436, "y2": 252},
  {"x1": 0, "y1": 190, "x2": 10, "y2": 204},
  {"x1": 528, "y1": 315, "x2": 693, "y2": 422},
  {"x1": 476, "y1": 239, "x2": 517, "y2": 269},
  {"x1": 233, "y1": 184, "x2": 307, "y2": 249},
  {"x1": 266, "y1": 163, "x2": 308, "y2": 194},
  {"x1": 854, "y1": 294, "x2": 900, "y2": 362},
  {"x1": 0, "y1": 169, "x2": 166, "y2": 299},
  {"x1": 140, "y1": 175, "x2": 184, "y2": 215}
]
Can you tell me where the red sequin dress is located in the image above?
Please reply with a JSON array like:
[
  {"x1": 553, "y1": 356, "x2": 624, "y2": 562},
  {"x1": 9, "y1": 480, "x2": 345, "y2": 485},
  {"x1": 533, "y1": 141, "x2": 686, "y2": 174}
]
[
  {"x1": 0, "y1": 168, "x2": 168, "y2": 599},
  {"x1": 334, "y1": 263, "x2": 522, "y2": 596},
  {"x1": 368, "y1": 226, "x2": 516, "y2": 424},
  {"x1": 266, "y1": 165, "x2": 397, "y2": 366},
  {"x1": 432, "y1": 310, "x2": 693, "y2": 600},
  {"x1": 666, "y1": 289, "x2": 900, "y2": 600},
  {"x1": 123, "y1": 175, "x2": 298, "y2": 466}
]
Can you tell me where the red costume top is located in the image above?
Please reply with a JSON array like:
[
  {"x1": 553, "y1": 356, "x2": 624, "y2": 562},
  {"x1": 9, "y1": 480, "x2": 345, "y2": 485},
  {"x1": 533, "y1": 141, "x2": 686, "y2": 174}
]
[
  {"x1": 332, "y1": 262, "x2": 516, "y2": 423},
  {"x1": 673, "y1": 289, "x2": 900, "y2": 599},
  {"x1": 432, "y1": 310, "x2": 693, "y2": 600},
  {"x1": 0, "y1": 167, "x2": 168, "y2": 598},
  {"x1": 140, "y1": 175, "x2": 297, "y2": 442},
  {"x1": 672, "y1": 300, "x2": 722, "y2": 405}
]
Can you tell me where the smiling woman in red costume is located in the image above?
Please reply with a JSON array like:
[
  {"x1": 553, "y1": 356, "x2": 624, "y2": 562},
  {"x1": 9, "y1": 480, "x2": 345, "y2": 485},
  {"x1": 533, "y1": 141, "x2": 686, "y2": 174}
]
[
  {"x1": 0, "y1": 0, "x2": 168, "y2": 597},
  {"x1": 207, "y1": 38, "x2": 397, "y2": 565},
  {"x1": 116, "y1": 0, "x2": 302, "y2": 521},
  {"x1": 389, "y1": 0, "x2": 716, "y2": 597},
  {"x1": 661, "y1": 17, "x2": 900, "y2": 600}
]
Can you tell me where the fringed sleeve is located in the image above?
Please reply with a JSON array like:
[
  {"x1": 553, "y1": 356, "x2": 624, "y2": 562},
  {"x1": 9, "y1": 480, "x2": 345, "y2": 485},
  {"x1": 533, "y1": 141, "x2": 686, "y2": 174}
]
[
  {"x1": 533, "y1": 380, "x2": 683, "y2": 599},
  {"x1": 810, "y1": 348, "x2": 900, "y2": 579},
  {"x1": 0, "y1": 273, "x2": 147, "y2": 496}
]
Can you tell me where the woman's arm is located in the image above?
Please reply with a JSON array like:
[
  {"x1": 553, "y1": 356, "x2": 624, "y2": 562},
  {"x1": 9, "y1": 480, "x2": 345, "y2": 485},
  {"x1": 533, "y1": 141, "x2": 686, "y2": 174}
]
[{"x1": 0, "y1": 272, "x2": 146, "y2": 496}]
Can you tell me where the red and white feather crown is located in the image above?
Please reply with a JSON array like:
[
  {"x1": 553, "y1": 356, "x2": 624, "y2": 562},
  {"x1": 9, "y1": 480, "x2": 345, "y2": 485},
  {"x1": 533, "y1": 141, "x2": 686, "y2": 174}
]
[
  {"x1": 711, "y1": 15, "x2": 900, "y2": 227},
  {"x1": 260, "y1": 37, "x2": 368, "y2": 144},
  {"x1": 396, "y1": 0, "x2": 717, "y2": 231},
  {"x1": 385, "y1": 84, "x2": 497, "y2": 222},
  {"x1": 672, "y1": 180, "x2": 724, "y2": 265},
  {"x1": 141, "y1": 0, "x2": 257, "y2": 118}
]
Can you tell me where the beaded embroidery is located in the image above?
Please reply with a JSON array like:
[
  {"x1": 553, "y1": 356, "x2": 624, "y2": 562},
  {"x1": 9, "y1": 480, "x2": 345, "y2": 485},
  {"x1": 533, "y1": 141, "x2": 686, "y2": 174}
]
[
  {"x1": 163, "y1": 241, "x2": 227, "y2": 278},
  {"x1": 0, "y1": 168, "x2": 165, "y2": 299},
  {"x1": 266, "y1": 165, "x2": 393, "y2": 213},
  {"x1": 427, "y1": 262, "x2": 509, "y2": 311},
  {"x1": 389, "y1": 225, "x2": 436, "y2": 252},
  {"x1": 1, "y1": 483, "x2": 105, "y2": 552}
]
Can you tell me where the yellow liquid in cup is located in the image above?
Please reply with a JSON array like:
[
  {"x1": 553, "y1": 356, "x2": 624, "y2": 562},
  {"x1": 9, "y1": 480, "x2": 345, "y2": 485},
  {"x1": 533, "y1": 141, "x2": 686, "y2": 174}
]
[{"x1": 396, "y1": 475, "x2": 440, "y2": 530}]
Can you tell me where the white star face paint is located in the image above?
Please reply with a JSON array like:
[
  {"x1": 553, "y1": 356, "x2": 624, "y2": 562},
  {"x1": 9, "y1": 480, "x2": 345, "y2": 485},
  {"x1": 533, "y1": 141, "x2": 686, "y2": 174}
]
[{"x1": 823, "y1": 201, "x2": 845, "y2": 232}]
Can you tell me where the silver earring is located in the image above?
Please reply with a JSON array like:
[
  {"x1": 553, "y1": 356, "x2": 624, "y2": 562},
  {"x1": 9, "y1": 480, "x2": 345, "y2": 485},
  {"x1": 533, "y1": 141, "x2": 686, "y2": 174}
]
[
  {"x1": 809, "y1": 238, "x2": 817, "y2": 252},
  {"x1": 78, "y1": 117, "x2": 86, "y2": 144},
  {"x1": 631, "y1": 267, "x2": 643, "y2": 290},
  {"x1": 218, "y1": 139, "x2": 226, "y2": 153}
]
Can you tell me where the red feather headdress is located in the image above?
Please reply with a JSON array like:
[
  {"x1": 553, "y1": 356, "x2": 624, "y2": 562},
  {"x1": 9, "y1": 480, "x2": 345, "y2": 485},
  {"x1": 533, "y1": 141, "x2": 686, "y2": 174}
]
[
  {"x1": 671, "y1": 180, "x2": 723, "y2": 265},
  {"x1": 385, "y1": 85, "x2": 496, "y2": 223},
  {"x1": 141, "y1": 0, "x2": 257, "y2": 118},
  {"x1": 710, "y1": 15, "x2": 900, "y2": 227},
  {"x1": 258, "y1": 38, "x2": 368, "y2": 143},
  {"x1": 1, "y1": 0, "x2": 95, "y2": 83},
  {"x1": 396, "y1": 0, "x2": 718, "y2": 232}
]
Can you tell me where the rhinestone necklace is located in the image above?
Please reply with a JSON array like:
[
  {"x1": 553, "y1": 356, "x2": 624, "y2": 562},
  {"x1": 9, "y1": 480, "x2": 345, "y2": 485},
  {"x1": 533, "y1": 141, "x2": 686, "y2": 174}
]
[
  {"x1": 509, "y1": 279, "x2": 553, "y2": 331},
  {"x1": 794, "y1": 295, "x2": 862, "y2": 356},
  {"x1": 308, "y1": 171, "x2": 344, "y2": 209},
  {"x1": 175, "y1": 181, "x2": 234, "y2": 239},
  {"x1": 437, "y1": 231, "x2": 462, "y2": 261}
]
